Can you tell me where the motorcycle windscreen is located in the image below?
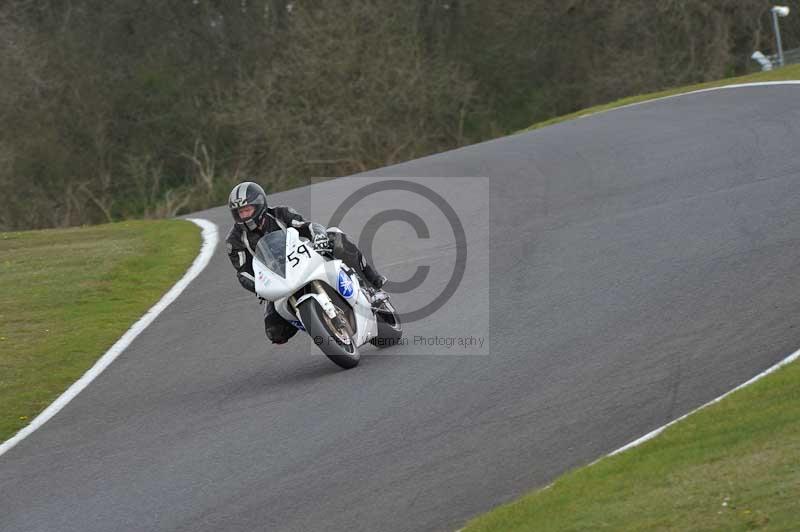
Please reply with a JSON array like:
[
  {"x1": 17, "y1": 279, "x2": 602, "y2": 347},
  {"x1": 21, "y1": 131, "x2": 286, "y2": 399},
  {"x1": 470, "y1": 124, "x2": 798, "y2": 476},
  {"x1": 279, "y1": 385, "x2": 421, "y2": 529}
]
[{"x1": 254, "y1": 229, "x2": 287, "y2": 278}]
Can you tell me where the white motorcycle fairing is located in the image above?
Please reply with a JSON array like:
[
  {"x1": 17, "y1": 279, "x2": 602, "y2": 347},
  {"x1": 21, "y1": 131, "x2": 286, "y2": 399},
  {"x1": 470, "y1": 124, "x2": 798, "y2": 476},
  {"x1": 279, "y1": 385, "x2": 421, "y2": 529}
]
[{"x1": 251, "y1": 228, "x2": 378, "y2": 347}]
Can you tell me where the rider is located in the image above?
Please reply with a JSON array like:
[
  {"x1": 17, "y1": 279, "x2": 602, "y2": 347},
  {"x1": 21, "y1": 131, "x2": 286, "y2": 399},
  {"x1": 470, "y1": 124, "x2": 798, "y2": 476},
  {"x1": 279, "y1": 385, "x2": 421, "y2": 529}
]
[{"x1": 225, "y1": 181, "x2": 387, "y2": 344}]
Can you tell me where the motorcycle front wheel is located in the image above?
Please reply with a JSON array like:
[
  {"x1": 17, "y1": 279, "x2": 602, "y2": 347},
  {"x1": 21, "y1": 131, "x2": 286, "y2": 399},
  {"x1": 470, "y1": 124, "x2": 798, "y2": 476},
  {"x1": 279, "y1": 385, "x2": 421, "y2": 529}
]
[{"x1": 298, "y1": 299, "x2": 360, "y2": 369}]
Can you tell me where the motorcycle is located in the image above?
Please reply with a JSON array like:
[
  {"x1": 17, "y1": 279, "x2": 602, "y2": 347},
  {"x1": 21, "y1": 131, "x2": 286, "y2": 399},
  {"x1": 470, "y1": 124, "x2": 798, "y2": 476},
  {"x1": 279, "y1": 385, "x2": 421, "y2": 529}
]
[{"x1": 252, "y1": 227, "x2": 402, "y2": 369}]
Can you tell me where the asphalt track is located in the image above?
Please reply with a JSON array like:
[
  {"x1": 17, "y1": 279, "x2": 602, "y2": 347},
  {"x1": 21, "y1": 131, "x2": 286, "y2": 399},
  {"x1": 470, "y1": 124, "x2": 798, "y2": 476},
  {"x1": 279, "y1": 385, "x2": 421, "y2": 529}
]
[{"x1": 3, "y1": 85, "x2": 800, "y2": 532}]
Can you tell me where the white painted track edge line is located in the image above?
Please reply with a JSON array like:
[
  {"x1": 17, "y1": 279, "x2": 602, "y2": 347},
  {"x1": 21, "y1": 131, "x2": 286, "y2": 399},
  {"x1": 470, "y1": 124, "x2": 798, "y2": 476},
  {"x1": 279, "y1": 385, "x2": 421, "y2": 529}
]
[
  {"x1": 606, "y1": 346, "x2": 800, "y2": 458},
  {"x1": 0, "y1": 217, "x2": 219, "y2": 458},
  {"x1": 542, "y1": 80, "x2": 800, "y2": 126},
  {"x1": 455, "y1": 348, "x2": 800, "y2": 531}
]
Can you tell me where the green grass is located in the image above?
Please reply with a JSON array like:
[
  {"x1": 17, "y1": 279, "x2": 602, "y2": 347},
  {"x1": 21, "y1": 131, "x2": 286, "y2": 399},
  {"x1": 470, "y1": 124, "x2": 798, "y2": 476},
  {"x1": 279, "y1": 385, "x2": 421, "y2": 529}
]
[
  {"x1": 0, "y1": 220, "x2": 200, "y2": 443},
  {"x1": 524, "y1": 64, "x2": 800, "y2": 132},
  {"x1": 464, "y1": 359, "x2": 800, "y2": 531},
  {"x1": 465, "y1": 68, "x2": 800, "y2": 531}
]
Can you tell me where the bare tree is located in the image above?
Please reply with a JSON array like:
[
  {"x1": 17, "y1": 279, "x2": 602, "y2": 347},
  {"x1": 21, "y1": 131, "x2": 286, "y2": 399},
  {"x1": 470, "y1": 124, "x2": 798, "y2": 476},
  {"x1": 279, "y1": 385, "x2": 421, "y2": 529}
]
[
  {"x1": 1, "y1": 0, "x2": 795, "y2": 230},
  {"x1": 220, "y1": 0, "x2": 480, "y2": 186}
]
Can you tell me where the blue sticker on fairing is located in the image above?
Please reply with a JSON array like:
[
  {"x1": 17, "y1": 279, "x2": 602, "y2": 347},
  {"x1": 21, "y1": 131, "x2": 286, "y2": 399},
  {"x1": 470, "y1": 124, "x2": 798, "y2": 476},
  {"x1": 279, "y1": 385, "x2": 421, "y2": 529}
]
[
  {"x1": 338, "y1": 270, "x2": 354, "y2": 298},
  {"x1": 289, "y1": 320, "x2": 306, "y2": 331}
]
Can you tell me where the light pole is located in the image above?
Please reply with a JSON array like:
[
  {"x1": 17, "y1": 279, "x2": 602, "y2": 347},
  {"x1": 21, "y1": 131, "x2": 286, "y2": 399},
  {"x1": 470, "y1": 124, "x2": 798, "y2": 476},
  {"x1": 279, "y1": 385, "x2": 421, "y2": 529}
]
[{"x1": 771, "y1": 5, "x2": 790, "y2": 67}]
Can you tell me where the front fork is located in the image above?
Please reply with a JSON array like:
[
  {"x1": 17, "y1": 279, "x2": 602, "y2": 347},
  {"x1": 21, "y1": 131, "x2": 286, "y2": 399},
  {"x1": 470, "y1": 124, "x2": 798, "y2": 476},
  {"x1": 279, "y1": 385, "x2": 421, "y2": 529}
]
[{"x1": 290, "y1": 281, "x2": 338, "y2": 319}]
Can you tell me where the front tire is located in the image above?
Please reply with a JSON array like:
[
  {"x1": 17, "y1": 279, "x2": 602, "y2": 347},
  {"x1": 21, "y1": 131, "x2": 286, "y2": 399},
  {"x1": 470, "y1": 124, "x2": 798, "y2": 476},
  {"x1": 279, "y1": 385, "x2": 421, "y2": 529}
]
[{"x1": 298, "y1": 299, "x2": 360, "y2": 369}]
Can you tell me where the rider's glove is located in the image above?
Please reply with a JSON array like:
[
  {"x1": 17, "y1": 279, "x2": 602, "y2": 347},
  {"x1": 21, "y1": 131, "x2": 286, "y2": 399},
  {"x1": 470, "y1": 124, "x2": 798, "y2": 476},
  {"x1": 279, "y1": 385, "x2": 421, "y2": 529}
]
[{"x1": 312, "y1": 232, "x2": 332, "y2": 253}]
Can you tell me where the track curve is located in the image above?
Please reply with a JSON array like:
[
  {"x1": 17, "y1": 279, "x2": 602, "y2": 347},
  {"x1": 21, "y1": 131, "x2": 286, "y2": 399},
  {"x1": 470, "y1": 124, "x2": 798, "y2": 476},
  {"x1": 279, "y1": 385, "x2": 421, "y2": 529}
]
[{"x1": 3, "y1": 84, "x2": 800, "y2": 532}]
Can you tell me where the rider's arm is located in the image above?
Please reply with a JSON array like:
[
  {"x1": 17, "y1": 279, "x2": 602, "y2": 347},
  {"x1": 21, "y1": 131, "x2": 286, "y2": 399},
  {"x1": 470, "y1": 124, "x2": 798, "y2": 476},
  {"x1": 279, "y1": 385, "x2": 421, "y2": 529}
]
[
  {"x1": 272, "y1": 205, "x2": 306, "y2": 230},
  {"x1": 272, "y1": 206, "x2": 330, "y2": 250},
  {"x1": 225, "y1": 227, "x2": 256, "y2": 293}
]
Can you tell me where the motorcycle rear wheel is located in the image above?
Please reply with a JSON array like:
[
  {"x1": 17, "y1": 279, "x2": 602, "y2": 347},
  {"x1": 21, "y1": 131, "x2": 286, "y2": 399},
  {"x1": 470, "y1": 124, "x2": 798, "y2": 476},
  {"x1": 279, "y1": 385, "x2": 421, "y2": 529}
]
[{"x1": 369, "y1": 298, "x2": 403, "y2": 348}]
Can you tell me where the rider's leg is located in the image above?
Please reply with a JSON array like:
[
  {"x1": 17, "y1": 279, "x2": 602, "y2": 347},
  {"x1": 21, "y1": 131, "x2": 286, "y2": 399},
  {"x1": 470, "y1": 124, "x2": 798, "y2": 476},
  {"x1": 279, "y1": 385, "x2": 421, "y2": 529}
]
[
  {"x1": 327, "y1": 229, "x2": 387, "y2": 289},
  {"x1": 264, "y1": 301, "x2": 298, "y2": 344}
]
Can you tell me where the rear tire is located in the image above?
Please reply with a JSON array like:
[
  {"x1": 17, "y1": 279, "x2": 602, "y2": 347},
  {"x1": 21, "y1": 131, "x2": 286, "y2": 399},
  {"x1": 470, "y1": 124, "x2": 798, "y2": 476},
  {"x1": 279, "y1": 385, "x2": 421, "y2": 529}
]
[
  {"x1": 298, "y1": 299, "x2": 360, "y2": 369},
  {"x1": 370, "y1": 299, "x2": 403, "y2": 349}
]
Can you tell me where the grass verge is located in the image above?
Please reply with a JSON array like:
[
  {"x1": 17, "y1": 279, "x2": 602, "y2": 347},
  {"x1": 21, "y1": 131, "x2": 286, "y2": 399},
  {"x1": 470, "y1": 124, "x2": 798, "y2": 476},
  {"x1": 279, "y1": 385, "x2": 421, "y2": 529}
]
[
  {"x1": 464, "y1": 358, "x2": 799, "y2": 531},
  {"x1": 0, "y1": 220, "x2": 200, "y2": 443},
  {"x1": 524, "y1": 64, "x2": 800, "y2": 132},
  {"x1": 466, "y1": 68, "x2": 800, "y2": 531}
]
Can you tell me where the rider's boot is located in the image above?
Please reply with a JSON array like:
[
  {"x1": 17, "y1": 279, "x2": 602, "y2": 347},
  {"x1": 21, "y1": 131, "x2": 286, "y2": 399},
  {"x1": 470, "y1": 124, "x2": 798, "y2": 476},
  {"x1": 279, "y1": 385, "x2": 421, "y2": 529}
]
[{"x1": 362, "y1": 263, "x2": 387, "y2": 290}]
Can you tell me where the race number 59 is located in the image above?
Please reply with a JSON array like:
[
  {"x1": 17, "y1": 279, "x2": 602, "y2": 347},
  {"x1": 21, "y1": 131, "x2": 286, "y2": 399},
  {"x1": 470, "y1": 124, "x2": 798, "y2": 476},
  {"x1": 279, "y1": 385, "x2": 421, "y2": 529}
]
[{"x1": 288, "y1": 244, "x2": 311, "y2": 268}]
